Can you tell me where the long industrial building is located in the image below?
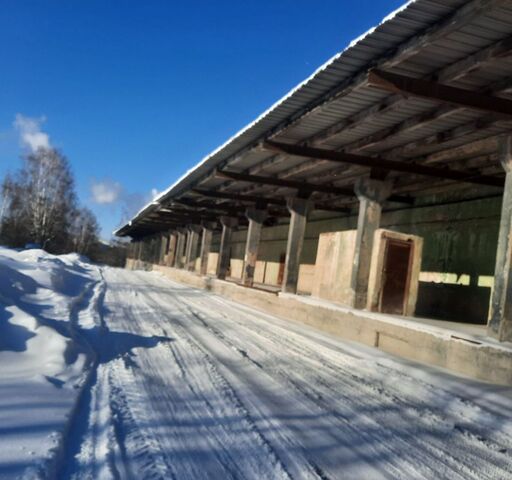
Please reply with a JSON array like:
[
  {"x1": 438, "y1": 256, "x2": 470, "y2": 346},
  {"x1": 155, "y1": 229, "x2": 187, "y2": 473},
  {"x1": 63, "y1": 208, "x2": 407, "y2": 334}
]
[{"x1": 116, "y1": 0, "x2": 512, "y2": 384}]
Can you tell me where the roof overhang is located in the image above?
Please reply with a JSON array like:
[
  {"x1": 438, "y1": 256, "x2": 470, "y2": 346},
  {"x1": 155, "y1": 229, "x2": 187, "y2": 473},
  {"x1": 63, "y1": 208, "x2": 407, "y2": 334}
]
[{"x1": 116, "y1": 0, "x2": 512, "y2": 238}]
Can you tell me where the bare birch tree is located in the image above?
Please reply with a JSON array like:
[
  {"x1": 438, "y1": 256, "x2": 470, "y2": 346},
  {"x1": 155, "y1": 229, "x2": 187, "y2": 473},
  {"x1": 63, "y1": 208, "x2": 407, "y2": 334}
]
[
  {"x1": 70, "y1": 207, "x2": 100, "y2": 255},
  {"x1": 23, "y1": 148, "x2": 76, "y2": 250},
  {"x1": 0, "y1": 146, "x2": 100, "y2": 256}
]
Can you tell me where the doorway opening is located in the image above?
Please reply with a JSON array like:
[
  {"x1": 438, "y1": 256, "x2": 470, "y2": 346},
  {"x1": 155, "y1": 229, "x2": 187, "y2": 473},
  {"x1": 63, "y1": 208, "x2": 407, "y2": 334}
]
[{"x1": 379, "y1": 238, "x2": 414, "y2": 315}]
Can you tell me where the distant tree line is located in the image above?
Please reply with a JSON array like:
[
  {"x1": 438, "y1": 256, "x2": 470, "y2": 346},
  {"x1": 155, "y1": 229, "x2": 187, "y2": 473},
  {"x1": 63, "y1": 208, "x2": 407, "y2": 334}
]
[{"x1": 0, "y1": 147, "x2": 126, "y2": 266}]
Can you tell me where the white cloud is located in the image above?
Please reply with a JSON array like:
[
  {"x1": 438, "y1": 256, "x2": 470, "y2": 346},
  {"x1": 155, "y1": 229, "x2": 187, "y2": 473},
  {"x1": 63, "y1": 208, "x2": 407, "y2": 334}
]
[
  {"x1": 90, "y1": 179, "x2": 123, "y2": 205},
  {"x1": 150, "y1": 188, "x2": 160, "y2": 200},
  {"x1": 13, "y1": 114, "x2": 51, "y2": 152}
]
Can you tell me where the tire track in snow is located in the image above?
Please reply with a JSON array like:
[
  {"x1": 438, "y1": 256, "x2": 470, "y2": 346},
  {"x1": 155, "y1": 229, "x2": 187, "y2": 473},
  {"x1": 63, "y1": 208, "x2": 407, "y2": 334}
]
[
  {"x1": 200, "y1": 297, "x2": 512, "y2": 479},
  {"x1": 140, "y1": 274, "x2": 512, "y2": 480},
  {"x1": 187, "y1": 292, "x2": 512, "y2": 473},
  {"x1": 56, "y1": 271, "x2": 123, "y2": 480},
  {"x1": 102, "y1": 268, "x2": 295, "y2": 480},
  {"x1": 142, "y1": 286, "x2": 396, "y2": 479},
  {"x1": 58, "y1": 267, "x2": 512, "y2": 480}
]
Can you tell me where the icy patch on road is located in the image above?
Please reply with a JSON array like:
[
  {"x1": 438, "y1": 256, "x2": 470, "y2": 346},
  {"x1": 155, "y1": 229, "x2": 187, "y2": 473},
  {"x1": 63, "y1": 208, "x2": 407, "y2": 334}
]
[{"x1": 0, "y1": 247, "x2": 98, "y2": 479}]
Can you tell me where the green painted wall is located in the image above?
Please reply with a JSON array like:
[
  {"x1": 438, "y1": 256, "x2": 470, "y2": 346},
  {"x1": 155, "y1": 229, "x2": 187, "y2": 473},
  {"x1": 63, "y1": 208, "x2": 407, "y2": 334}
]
[{"x1": 211, "y1": 192, "x2": 501, "y2": 324}]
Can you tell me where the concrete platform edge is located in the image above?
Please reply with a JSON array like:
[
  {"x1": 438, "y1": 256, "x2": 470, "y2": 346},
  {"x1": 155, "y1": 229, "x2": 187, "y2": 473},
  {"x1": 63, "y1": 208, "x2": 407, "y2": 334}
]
[{"x1": 146, "y1": 263, "x2": 512, "y2": 386}]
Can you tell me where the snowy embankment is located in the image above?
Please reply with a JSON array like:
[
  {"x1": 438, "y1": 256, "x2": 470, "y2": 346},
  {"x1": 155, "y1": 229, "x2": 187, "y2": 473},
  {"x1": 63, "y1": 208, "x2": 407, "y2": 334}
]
[
  {"x1": 0, "y1": 247, "x2": 99, "y2": 479},
  {"x1": 2, "y1": 247, "x2": 512, "y2": 479}
]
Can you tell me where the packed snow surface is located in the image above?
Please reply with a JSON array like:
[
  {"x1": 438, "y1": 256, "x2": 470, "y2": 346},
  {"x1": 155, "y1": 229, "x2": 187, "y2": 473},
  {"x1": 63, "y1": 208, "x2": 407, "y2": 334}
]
[{"x1": 1, "y1": 247, "x2": 512, "y2": 479}]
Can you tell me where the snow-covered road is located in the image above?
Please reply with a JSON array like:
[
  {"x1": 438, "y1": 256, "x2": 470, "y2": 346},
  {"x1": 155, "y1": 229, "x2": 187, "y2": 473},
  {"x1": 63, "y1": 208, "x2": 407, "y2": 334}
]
[{"x1": 59, "y1": 266, "x2": 512, "y2": 480}]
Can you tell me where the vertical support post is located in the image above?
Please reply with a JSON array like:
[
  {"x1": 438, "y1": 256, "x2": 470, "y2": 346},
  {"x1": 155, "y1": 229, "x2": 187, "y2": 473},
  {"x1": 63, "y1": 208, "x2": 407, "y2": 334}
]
[
  {"x1": 282, "y1": 198, "x2": 313, "y2": 294},
  {"x1": 216, "y1": 217, "x2": 238, "y2": 280},
  {"x1": 141, "y1": 238, "x2": 148, "y2": 263},
  {"x1": 150, "y1": 237, "x2": 156, "y2": 263},
  {"x1": 200, "y1": 223, "x2": 216, "y2": 276},
  {"x1": 489, "y1": 136, "x2": 512, "y2": 342},
  {"x1": 174, "y1": 230, "x2": 187, "y2": 268},
  {"x1": 159, "y1": 234, "x2": 168, "y2": 265},
  {"x1": 153, "y1": 237, "x2": 158, "y2": 263},
  {"x1": 184, "y1": 229, "x2": 192, "y2": 269},
  {"x1": 350, "y1": 177, "x2": 391, "y2": 309},
  {"x1": 135, "y1": 241, "x2": 142, "y2": 267},
  {"x1": 186, "y1": 226, "x2": 201, "y2": 271},
  {"x1": 149, "y1": 236, "x2": 156, "y2": 264},
  {"x1": 242, "y1": 208, "x2": 267, "y2": 287},
  {"x1": 166, "y1": 233, "x2": 177, "y2": 267}
]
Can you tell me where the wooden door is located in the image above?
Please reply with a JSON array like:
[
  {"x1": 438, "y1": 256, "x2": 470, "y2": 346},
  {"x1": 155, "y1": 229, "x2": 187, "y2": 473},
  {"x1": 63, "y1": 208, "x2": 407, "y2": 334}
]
[{"x1": 380, "y1": 239, "x2": 413, "y2": 315}]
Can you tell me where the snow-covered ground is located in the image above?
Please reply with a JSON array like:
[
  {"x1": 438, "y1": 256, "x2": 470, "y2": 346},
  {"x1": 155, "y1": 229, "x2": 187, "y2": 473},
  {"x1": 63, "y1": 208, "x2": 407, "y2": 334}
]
[{"x1": 1, "y1": 247, "x2": 512, "y2": 479}]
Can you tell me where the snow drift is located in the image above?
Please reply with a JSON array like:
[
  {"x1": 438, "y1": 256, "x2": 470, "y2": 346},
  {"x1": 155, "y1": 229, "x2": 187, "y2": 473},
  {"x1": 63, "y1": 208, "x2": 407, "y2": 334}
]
[{"x1": 0, "y1": 247, "x2": 98, "y2": 479}]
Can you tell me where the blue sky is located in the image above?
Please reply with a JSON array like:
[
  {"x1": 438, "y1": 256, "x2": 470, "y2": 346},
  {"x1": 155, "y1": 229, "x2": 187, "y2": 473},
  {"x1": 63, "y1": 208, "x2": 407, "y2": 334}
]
[{"x1": 0, "y1": 0, "x2": 404, "y2": 239}]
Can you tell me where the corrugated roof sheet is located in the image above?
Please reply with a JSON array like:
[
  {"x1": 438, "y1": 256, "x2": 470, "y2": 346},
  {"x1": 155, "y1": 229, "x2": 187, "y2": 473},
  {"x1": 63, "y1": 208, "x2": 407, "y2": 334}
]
[{"x1": 117, "y1": 0, "x2": 512, "y2": 236}]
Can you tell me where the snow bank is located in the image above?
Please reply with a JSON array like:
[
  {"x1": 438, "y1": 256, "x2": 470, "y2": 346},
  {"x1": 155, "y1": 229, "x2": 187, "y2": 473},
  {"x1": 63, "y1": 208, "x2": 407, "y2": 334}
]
[{"x1": 0, "y1": 247, "x2": 99, "y2": 479}]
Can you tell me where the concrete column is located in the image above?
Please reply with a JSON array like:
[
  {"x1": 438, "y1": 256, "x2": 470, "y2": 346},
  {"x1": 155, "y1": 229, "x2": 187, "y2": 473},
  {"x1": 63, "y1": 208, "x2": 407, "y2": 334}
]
[
  {"x1": 186, "y1": 226, "x2": 201, "y2": 271},
  {"x1": 141, "y1": 238, "x2": 149, "y2": 263},
  {"x1": 489, "y1": 136, "x2": 512, "y2": 342},
  {"x1": 158, "y1": 234, "x2": 168, "y2": 265},
  {"x1": 184, "y1": 230, "x2": 192, "y2": 269},
  {"x1": 200, "y1": 223, "x2": 216, "y2": 275},
  {"x1": 350, "y1": 177, "x2": 391, "y2": 309},
  {"x1": 216, "y1": 217, "x2": 238, "y2": 280},
  {"x1": 153, "y1": 237, "x2": 160, "y2": 264},
  {"x1": 166, "y1": 234, "x2": 177, "y2": 267},
  {"x1": 135, "y1": 241, "x2": 142, "y2": 267},
  {"x1": 282, "y1": 198, "x2": 313, "y2": 294},
  {"x1": 148, "y1": 237, "x2": 154, "y2": 263},
  {"x1": 174, "y1": 230, "x2": 187, "y2": 268},
  {"x1": 139, "y1": 241, "x2": 143, "y2": 259},
  {"x1": 242, "y1": 208, "x2": 267, "y2": 287}
]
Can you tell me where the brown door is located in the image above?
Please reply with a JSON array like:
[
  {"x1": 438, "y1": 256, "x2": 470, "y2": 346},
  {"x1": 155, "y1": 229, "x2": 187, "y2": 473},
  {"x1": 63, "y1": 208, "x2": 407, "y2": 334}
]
[{"x1": 380, "y1": 239, "x2": 413, "y2": 315}]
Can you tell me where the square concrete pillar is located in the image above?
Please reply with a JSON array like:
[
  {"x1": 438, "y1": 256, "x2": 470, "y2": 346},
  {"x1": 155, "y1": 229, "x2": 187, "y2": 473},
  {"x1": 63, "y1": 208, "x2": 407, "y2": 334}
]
[
  {"x1": 174, "y1": 230, "x2": 187, "y2": 268},
  {"x1": 158, "y1": 234, "x2": 168, "y2": 265},
  {"x1": 153, "y1": 236, "x2": 160, "y2": 264},
  {"x1": 200, "y1": 223, "x2": 216, "y2": 276},
  {"x1": 350, "y1": 178, "x2": 391, "y2": 309},
  {"x1": 282, "y1": 198, "x2": 313, "y2": 294},
  {"x1": 135, "y1": 241, "x2": 142, "y2": 268},
  {"x1": 242, "y1": 208, "x2": 267, "y2": 287},
  {"x1": 186, "y1": 226, "x2": 201, "y2": 271},
  {"x1": 216, "y1": 217, "x2": 238, "y2": 280},
  {"x1": 184, "y1": 230, "x2": 192, "y2": 266},
  {"x1": 166, "y1": 234, "x2": 177, "y2": 267},
  {"x1": 144, "y1": 238, "x2": 152, "y2": 263},
  {"x1": 489, "y1": 136, "x2": 512, "y2": 342},
  {"x1": 148, "y1": 237, "x2": 155, "y2": 263}
]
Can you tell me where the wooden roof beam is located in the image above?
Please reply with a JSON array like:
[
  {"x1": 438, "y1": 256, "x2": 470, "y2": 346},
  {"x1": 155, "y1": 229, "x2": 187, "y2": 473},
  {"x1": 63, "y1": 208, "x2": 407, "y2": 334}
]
[
  {"x1": 191, "y1": 188, "x2": 350, "y2": 214},
  {"x1": 173, "y1": 197, "x2": 292, "y2": 218},
  {"x1": 215, "y1": 15, "x2": 512, "y2": 196},
  {"x1": 303, "y1": 34, "x2": 512, "y2": 150},
  {"x1": 367, "y1": 69, "x2": 512, "y2": 119},
  {"x1": 170, "y1": 199, "x2": 245, "y2": 215},
  {"x1": 215, "y1": 169, "x2": 412, "y2": 204},
  {"x1": 192, "y1": 188, "x2": 287, "y2": 206},
  {"x1": 249, "y1": 73, "x2": 512, "y2": 189},
  {"x1": 268, "y1": 0, "x2": 504, "y2": 141},
  {"x1": 215, "y1": 169, "x2": 353, "y2": 196},
  {"x1": 263, "y1": 140, "x2": 504, "y2": 187}
]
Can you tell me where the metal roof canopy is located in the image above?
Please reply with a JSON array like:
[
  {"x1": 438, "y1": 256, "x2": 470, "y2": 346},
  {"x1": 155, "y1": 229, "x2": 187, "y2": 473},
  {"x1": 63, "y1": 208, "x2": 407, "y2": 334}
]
[{"x1": 117, "y1": 0, "x2": 512, "y2": 238}]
